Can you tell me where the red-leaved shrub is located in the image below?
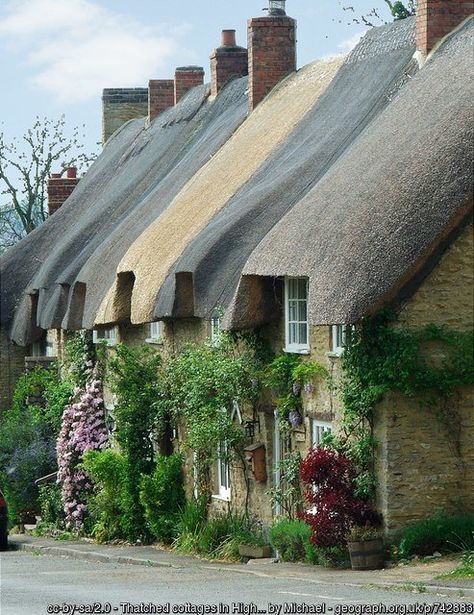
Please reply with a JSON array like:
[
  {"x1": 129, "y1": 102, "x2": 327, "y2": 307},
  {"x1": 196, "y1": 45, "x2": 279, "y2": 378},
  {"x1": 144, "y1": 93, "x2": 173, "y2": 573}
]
[{"x1": 299, "y1": 447, "x2": 379, "y2": 548}]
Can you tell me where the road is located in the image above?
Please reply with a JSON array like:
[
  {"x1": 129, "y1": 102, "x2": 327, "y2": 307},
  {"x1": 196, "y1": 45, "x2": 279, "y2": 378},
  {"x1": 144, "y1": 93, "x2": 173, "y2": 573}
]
[{"x1": 0, "y1": 551, "x2": 470, "y2": 615}]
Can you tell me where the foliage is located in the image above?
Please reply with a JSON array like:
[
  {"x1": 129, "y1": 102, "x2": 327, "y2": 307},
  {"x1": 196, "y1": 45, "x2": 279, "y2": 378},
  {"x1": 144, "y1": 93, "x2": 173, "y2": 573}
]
[
  {"x1": 82, "y1": 449, "x2": 127, "y2": 543},
  {"x1": 0, "y1": 367, "x2": 67, "y2": 524},
  {"x1": 139, "y1": 454, "x2": 185, "y2": 544},
  {"x1": 37, "y1": 482, "x2": 65, "y2": 529},
  {"x1": 0, "y1": 116, "x2": 96, "y2": 252},
  {"x1": 57, "y1": 379, "x2": 108, "y2": 532},
  {"x1": 268, "y1": 451, "x2": 304, "y2": 520},
  {"x1": 156, "y1": 335, "x2": 260, "y2": 494},
  {"x1": 338, "y1": 0, "x2": 415, "y2": 28},
  {"x1": 335, "y1": 311, "x2": 474, "y2": 500},
  {"x1": 299, "y1": 447, "x2": 379, "y2": 549},
  {"x1": 63, "y1": 331, "x2": 97, "y2": 389},
  {"x1": 439, "y1": 551, "x2": 474, "y2": 580},
  {"x1": 172, "y1": 497, "x2": 208, "y2": 554},
  {"x1": 269, "y1": 518, "x2": 320, "y2": 563},
  {"x1": 398, "y1": 512, "x2": 474, "y2": 557},
  {"x1": 263, "y1": 354, "x2": 328, "y2": 427},
  {"x1": 107, "y1": 344, "x2": 162, "y2": 541}
]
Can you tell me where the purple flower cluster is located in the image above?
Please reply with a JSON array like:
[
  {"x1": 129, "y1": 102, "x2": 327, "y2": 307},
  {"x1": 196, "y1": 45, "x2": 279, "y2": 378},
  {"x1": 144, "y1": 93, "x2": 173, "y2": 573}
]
[{"x1": 57, "y1": 379, "x2": 109, "y2": 532}]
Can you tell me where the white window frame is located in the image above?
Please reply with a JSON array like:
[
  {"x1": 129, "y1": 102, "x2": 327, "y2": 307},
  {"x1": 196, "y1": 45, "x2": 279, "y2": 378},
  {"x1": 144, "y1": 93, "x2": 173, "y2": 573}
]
[
  {"x1": 45, "y1": 340, "x2": 55, "y2": 357},
  {"x1": 216, "y1": 440, "x2": 231, "y2": 501},
  {"x1": 312, "y1": 420, "x2": 332, "y2": 448},
  {"x1": 284, "y1": 277, "x2": 310, "y2": 354},
  {"x1": 330, "y1": 324, "x2": 354, "y2": 356},
  {"x1": 93, "y1": 326, "x2": 118, "y2": 347},
  {"x1": 146, "y1": 320, "x2": 164, "y2": 344},
  {"x1": 210, "y1": 316, "x2": 221, "y2": 346}
]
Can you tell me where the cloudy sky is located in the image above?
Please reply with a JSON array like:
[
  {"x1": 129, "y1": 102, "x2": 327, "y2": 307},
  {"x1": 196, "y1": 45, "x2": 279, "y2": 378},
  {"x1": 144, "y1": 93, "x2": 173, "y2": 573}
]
[{"x1": 0, "y1": 0, "x2": 395, "y2": 157}]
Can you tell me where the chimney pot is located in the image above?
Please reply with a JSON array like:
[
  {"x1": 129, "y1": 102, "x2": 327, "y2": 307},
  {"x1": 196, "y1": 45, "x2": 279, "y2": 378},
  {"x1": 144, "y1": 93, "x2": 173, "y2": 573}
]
[
  {"x1": 65, "y1": 166, "x2": 77, "y2": 179},
  {"x1": 221, "y1": 29, "x2": 237, "y2": 47}
]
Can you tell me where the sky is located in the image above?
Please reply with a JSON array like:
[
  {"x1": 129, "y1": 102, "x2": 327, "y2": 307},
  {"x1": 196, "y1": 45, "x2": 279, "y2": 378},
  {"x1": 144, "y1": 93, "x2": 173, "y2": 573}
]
[{"x1": 0, "y1": 0, "x2": 396, "y2": 159}]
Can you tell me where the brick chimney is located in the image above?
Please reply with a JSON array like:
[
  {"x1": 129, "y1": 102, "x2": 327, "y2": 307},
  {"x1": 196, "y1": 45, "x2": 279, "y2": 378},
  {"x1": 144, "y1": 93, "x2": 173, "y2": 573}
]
[
  {"x1": 148, "y1": 79, "x2": 175, "y2": 122},
  {"x1": 248, "y1": 0, "x2": 296, "y2": 111},
  {"x1": 47, "y1": 167, "x2": 79, "y2": 216},
  {"x1": 102, "y1": 88, "x2": 148, "y2": 145},
  {"x1": 174, "y1": 66, "x2": 205, "y2": 105},
  {"x1": 417, "y1": 0, "x2": 473, "y2": 58},
  {"x1": 210, "y1": 30, "x2": 248, "y2": 98}
]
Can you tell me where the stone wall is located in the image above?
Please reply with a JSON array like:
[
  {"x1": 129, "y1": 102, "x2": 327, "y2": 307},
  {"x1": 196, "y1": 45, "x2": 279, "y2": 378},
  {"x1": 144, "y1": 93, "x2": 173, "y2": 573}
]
[{"x1": 375, "y1": 223, "x2": 474, "y2": 535}]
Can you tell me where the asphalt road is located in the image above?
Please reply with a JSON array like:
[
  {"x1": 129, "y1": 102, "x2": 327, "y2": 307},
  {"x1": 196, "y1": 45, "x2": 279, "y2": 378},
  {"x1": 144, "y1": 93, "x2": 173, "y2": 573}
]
[{"x1": 0, "y1": 551, "x2": 471, "y2": 615}]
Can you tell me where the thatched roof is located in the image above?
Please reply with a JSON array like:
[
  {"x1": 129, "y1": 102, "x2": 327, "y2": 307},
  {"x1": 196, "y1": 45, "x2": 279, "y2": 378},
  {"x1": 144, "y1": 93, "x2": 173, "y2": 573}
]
[
  {"x1": 156, "y1": 18, "x2": 417, "y2": 321},
  {"x1": 96, "y1": 56, "x2": 345, "y2": 326},
  {"x1": 225, "y1": 18, "x2": 474, "y2": 330},
  {"x1": 2, "y1": 79, "x2": 249, "y2": 344}
]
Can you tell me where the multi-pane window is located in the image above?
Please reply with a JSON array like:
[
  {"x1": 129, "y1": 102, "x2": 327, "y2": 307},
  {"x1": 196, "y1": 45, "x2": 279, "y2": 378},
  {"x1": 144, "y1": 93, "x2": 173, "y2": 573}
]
[
  {"x1": 330, "y1": 324, "x2": 354, "y2": 355},
  {"x1": 147, "y1": 320, "x2": 164, "y2": 343},
  {"x1": 312, "y1": 420, "x2": 332, "y2": 448},
  {"x1": 285, "y1": 277, "x2": 309, "y2": 353},
  {"x1": 217, "y1": 441, "x2": 231, "y2": 501},
  {"x1": 210, "y1": 316, "x2": 221, "y2": 345},
  {"x1": 93, "y1": 327, "x2": 118, "y2": 346}
]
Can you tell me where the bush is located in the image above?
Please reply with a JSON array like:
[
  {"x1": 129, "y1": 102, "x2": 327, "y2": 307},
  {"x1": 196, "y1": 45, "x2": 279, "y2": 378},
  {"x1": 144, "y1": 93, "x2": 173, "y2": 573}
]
[
  {"x1": 37, "y1": 482, "x2": 65, "y2": 530},
  {"x1": 300, "y1": 447, "x2": 379, "y2": 549},
  {"x1": 139, "y1": 454, "x2": 185, "y2": 544},
  {"x1": 82, "y1": 449, "x2": 127, "y2": 543},
  {"x1": 172, "y1": 497, "x2": 207, "y2": 554},
  {"x1": 399, "y1": 512, "x2": 474, "y2": 557},
  {"x1": 269, "y1": 518, "x2": 319, "y2": 563}
]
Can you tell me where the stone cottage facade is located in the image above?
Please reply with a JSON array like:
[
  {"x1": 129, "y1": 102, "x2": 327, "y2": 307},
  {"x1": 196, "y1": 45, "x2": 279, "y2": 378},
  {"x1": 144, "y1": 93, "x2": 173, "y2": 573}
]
[{"x1": 1, "y1": 0, "x2": 472, "y2": 536}]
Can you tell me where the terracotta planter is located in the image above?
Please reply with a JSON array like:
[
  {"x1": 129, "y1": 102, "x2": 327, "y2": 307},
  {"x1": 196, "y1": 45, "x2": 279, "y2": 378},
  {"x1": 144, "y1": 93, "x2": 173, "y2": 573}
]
[
  {"x1": 347, "y1": 538, "x2": 384, "y2": 570},
  {"x1": 238, "y1": 544, "x2": 272, "y2": 559}
]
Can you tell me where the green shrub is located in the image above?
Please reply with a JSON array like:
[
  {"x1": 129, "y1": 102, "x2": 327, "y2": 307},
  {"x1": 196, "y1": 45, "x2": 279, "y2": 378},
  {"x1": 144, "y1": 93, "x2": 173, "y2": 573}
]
[
  {"x1": 269, "y1": 518, "x2": 320, "y2": 563},
  {"x1": 82, "y1": 449, "x2": 127, "y2": 543},
  {"x1": 212, "y1": 515, "x2": 265, "y2": 561},
  {"x1": 399, "y1": 512, "x2": 474, "y2": 557},
  {"x1": 139, "y1": 454, "x2": 185, "y2": 544},
  {"x1": 172, "y1": 497, "x2": 207, "y2": 554},
  {"x1": 37, "y1": 482, "x2": 64, "y2": 529}
]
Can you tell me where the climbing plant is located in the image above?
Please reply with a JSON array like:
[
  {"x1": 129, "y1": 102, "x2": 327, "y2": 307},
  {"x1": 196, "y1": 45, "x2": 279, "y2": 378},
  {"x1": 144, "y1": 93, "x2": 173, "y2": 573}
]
[
  {"x1": 156, "y1": 334, "x2": 261, "y2": 498},
  {"x1": 333, "y1": 310, "x2": 474, "y2": 499}
]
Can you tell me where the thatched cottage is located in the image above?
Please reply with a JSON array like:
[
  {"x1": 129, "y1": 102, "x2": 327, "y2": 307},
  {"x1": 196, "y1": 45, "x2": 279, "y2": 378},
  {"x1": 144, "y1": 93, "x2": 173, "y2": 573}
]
[{"x1": 1, "y1": 0, "x2": 473, "y2": 534}]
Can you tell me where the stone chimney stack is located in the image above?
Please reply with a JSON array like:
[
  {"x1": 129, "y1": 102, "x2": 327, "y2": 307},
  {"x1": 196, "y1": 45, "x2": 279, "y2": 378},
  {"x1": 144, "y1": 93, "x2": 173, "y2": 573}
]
[
  {"x1": 416, "y1": 0, "x2": 473, "y2": 58},
  {"x1": 174, "y1": 66, "x2": 205, "y2": 105},
  {"x1": 47, "y1": 167, "x2": 79, "y2": 216},
  {"x1": 148, "y1": 79, "x2": 175, "y2": 122},
  {"x1": 102, "y1": 88, "x2": 148, "y2": 145},
  {"x1": 248, "y1": 0, "x2": 296, "y2": 111},
  {"x1": 210, "y1": 29, "x2": 248, "y2": 98}
]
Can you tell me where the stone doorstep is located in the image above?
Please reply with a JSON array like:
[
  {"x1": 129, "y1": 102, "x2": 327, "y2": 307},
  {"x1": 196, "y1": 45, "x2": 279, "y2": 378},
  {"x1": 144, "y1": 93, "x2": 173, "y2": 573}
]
[{"x1": 6, "y1": 535, "x2": 473, "y2": 598}]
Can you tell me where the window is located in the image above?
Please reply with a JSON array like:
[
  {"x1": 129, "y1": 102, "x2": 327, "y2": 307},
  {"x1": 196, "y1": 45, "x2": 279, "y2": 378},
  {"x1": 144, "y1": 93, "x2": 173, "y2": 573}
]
[
  {"x1": 312, "y1": 420, "x2": 332, "y2": 447},
  {"x1": 146, "y1": 320, "x2": 164, "y2": 344},
  {"x1": 284, "y1": 277, "x2": 309, "y2": 353},
  {"x1": 330, "y1": 324, "x2": 354, "y2": 355},
  {"x1": 216, "y1": 441, "x2": 231, "y2": 501},
  {"x1": 93, "y1": 326, "x2": 118, "y2": 346},
  {"x1": 45, "y1": 340, "x2": 55, "y2": 357},
  {"x1": 210, "y1": 316, "x2": 220, "y2": 346}
]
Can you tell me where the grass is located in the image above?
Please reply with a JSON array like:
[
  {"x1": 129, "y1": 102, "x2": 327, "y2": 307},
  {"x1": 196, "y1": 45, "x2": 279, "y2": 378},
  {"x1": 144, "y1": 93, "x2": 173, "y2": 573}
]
[{"x1": 438, "y1": 551, "x2": 474, "y2": 580}]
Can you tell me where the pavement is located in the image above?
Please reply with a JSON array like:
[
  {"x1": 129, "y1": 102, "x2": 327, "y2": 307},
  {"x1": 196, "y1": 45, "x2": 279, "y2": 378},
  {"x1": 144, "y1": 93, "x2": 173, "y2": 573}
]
[{"x1": 6, "y1": 533, "x2": 473, "y2": 599}]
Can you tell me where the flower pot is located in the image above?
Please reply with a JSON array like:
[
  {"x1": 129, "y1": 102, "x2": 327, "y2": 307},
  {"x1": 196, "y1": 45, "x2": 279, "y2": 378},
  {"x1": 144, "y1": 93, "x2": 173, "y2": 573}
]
[
  {"x1": 347, "y1": 538, "x2": 384, "y2": 570},
  {"x1": 238, "y1": 544, "x2": 272, "y2": 559}
]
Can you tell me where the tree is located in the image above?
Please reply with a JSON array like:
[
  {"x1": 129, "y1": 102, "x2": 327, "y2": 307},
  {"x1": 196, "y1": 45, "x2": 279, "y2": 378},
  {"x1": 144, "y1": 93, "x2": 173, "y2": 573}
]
[
  {"x1": 339, "y1": 0, "x2": 416, "y2": 28},
  {"x1": 0, "y1": 116, "x2": 96, "y2": 252}
]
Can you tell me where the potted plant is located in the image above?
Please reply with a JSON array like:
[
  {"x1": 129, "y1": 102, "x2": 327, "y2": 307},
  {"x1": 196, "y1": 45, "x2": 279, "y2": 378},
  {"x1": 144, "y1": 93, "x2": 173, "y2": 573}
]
[{"x1": 346, "y1": 525, "x2": 385, "y2": 570}]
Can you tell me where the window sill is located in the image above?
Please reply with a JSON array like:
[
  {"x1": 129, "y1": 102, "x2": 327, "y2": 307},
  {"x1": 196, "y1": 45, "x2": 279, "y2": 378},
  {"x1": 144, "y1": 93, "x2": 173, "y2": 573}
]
[
  {"x1": 327, "y1": 351, "x2": 342, "y2": 359},
  {"x1": 145, "y1": 338, "x2": 163, "y2": 345},
  {"x1": 94, "y1": 340, "x2": 117, "y2": 347},
  {"x1": 283, "y1": 346, "x2": 310, "y2": 355},
  {"x1": 211, "y1": 494, "x2": 231, "y2": 503}
]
